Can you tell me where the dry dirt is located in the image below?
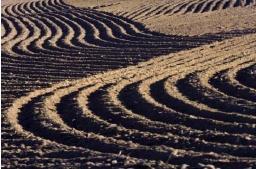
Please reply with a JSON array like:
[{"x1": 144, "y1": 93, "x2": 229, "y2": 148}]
[
  {"x1": 1, "y1": 0, "x2": 256, "y2": 168},
  {"x1": 66, "y1": 0, "x2": 256, "y2": 35}
]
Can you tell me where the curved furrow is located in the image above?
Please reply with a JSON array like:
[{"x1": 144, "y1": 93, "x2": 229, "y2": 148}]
[
  {"x1": 75, "y1": 11, "x2": 177, "y2": 48},
  {"x1": 68, "y1": 11, "x2": 157, "y2": 47},
  {"x1": 2, "y1": 16, "x2": 30, "y2": 55},
  {"x1": 77, "y1": 10, "x2": 154, "y2": 43},
  {"x1": 8, "y1": 14, "x2": 69, "y2": 56},
  {"x1": 8, "y1": 1, "x2": 43, "y2": 16},
  {"x1": 40, "y1": 0, "x2": 60, "y2": 12},
  {"x1": 4, "y1": 37, "x2": 250, "y2": 129},
  {"x1": 131, "y1": 37, "x2": 256, "y2": 131},
  {"x1": 89, "y1": 87, "x2": 256, "y2": 155},
  {"x1": 72, "y1": 11, "x2": 183, "y2": 48},
  {"x1": 2, "y1": 6, "x2": 254, "y2": 63},
  {"x1": 47, "y1": 0, "x2": 71, "y2": 11},
  {"x1": 3, "y1": 29, "x2": 244, "y2": 107},
  {"x1": 41, "y1": 11, "x2": 121, "y2": 49},
  {"x1": 176, "y1": 71, "x2": 256, "y2": 116},
  {"x1": 23, "y1": 1, "x2": 35, "y2": 14},
  {"x1": 86, "y1": 10, "x2": 171, "y2": 39},
  {"x1": 28, "y1": 12, "x2": 102, "y2": 53},
  {"x1": 1, "y1": 22, "x2": 7, "y2": 38},
  {"x1": 109, "y1": 37, "x2": 256, "y2": 136},
  {"x1": 236, "y1": 64, "x2": 256, "y2": 89},
  {"x1": 30, "y1": 0, "x2": 64, "y2": 14},
  {"x1": 28, "y1": 68, "x2": 256, "y2": 163},
  {"x1": 37, "y1": 0, "x2": 70, "y2": 13},
  {"x1": 123, "y1": 60, "x2": 256, "y2": 136},
  {"x1": 46, "y1": 12, "x2": 93, "y2": 48},
  {"x1": 14, "y1": 0, "x2": 66, "y2": 16},
  {"x1": 99, "y1": 74, "x2": 256, "y2": 147},
  {"x1": 17, "y1": 2, "x2": 30, "y2": 15},
  {"x1": 24, "y1": 14, "x2": 59, "y2": 52},
  {"x1": 12, "y1": 16, "x2": 43, "y2": 55},
  {"x1": 5, "y1": 8, "x2": 212, "y2": 57},
  {"x1": 33, "y1": 0, "x2": 55, "y2": 13},
  {"x1": 4, "y1": 5, "x2": 17, "y2": 17},
  {"x1": 30, "y1": 1, "x2": 45, "y2": 14},
  {"x1": 10, "y1": 3, "x2": 23, "y2": 17},
  {"x1": 38, "y1": 13, "x2": 81, "y2": 49},
  {"x1": 1, "y1": 17, "x2": 13, "y2": 41},
  {"x1": 8, "y1": 81, "x2": 230, "y2": 166},
  {"x1": 102, "y1": 66, "x2": 256, "y2": 149},
  {"x1": 74, "y1": 84, "x2": 256, "y2": 158},
  {"x1": 209, "y1": 62, "x2": 256, "y2": 102},
  {"x1": 5, "y1": 34, "x2": 256, "y2": 167},
  {"x1": 79, "y1": 10, "x2": 187, "y2": 41},
  {"x1": 1, "y1": 5, "x2": 9, "y2": 17},
  {"x1": 74, "y1": 10, "x2": 176, "y2": 44},
  {"x1": 13, "y1": 10, "x2": 128, "y2": 52},
  {"x1": 2, "y1": 15, "x2": 36, "y2": 54},
  {"x1": 15, "y1": 33, "x2": 256, "y2": 165},
  {"x1": 161, "y1": 58, "x2": 256, "y2": 123},
  {"x1": 44, "y1": 13, "x2": 77, "y2": 48},
  {"x1": 69, "y1": 10, "x2": 151, "y2": 48},
  {"x1": 4, "y1": 14, "x2": 80, "y2": 56},
  {"x1": 32, "y1": 13, "x2": 74, "y2": 51},
  {"x1": 91, "y1": 2, "x2": 121, "y2": 10},
  {"x1": 3, "y1": 0, "x2": 256, "y2": 168},
  {"x1": 9, "y1": 27, "x2": 241, "y2": 62}
]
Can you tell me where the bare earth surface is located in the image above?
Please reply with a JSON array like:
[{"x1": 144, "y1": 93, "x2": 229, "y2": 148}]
[
  {"x1": 1, "y1": 0, "x2": 256, "y2": 168},
  {"x1": 66, "y1": 0, "x2": 256, "y2": 35}
]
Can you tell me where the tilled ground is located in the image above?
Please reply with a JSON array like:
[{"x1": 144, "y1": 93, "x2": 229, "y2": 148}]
[{"x1": 1, "y1": 0, "x2": 256, "y2": 168}]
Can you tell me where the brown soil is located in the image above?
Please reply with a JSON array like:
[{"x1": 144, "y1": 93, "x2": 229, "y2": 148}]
[{"x1": 2, "y1": 0, "x2": 256, "y2": 168}]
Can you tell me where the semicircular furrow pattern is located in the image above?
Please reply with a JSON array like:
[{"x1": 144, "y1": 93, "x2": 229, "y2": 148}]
[
  {"x1": 4, "y1": 19, "x2": 256, "y2": 169},
  {"x1": 209, "y1": 63, "x2": 256, "y2": 102},
  {"x1": 175, "y1": 72, "x2": 256, "y2": 116}
]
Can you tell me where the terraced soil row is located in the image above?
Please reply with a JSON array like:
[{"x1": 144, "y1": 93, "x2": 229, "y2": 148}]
[{"x1": 2, "y1": 0, "x2": 256, "y2": 168}]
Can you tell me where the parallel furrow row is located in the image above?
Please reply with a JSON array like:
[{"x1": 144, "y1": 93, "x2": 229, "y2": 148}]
[{"x1": 2, "y1": 0, "x2": 256, "y2": 168}]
